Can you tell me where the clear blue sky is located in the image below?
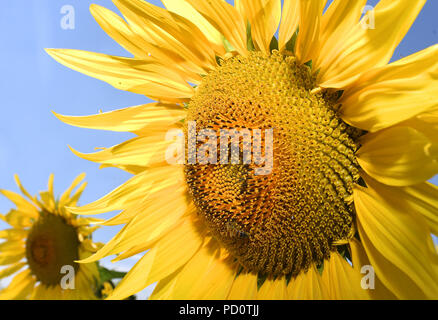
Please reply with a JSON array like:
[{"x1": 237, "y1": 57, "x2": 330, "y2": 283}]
[{"x1": 0, "y1": 0, "x2": 437, "y2": 296}]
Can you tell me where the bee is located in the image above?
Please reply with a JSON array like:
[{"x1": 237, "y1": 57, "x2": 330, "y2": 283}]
[{"x1": 225, "y1": 221, "x2": 249, "y2": 239}]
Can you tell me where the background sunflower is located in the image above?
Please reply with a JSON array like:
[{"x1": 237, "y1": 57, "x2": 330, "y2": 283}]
[
  {"x1": 0, "y1": 174, "x2": 101, "y2": 299},
  {"x1": 0, "y1": 0, "x2": 158, "y2": 300}
]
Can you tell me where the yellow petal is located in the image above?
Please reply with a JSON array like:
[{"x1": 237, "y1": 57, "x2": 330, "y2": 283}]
[
  {"x1": 80, "y1": 184, "x2": 188, "y2": 263},
  {"x1": 58, "y1": 173, "x2": 86, "y2": 207},
  {"x1": 0, "y1": 269, "x2": 35, "y2": 300},
  {"x1": 161, "y1": 0, "x2": 224, "y2": 53},
  {"x1": 278, "y1": 0, "x2": 299, "y2": 50},
  {"x1": 234, "y1": 0, "x2": 245, "y2": 17},
  {"x1": 227, "y1": 271, "x2": 258, "y2": 300},
  {"x1": 66, "y1": 114, "x2": 183, "y2": 171},
  {"x1": 316, "y1": 0, "x2": 366, "y2": 70},
  {"x1": 287, "y1": 266, "x2": 328, "y2": 300},
  {"x1": 48, "y1": 173, "x2": 54, "y2": 199},
  {"x1": 397, "y1": 182, "x2": 438, "y2": 235},
  {"x1": 357, "y1": 127, "x2": 438, "y2": 186},
  {"x1": 170, "y1": 241, "x2": 237, "y2": 299},
  {"x1": 0, "y1": 229, "x2": 28, "y2": 241},
  {"x1": 54, "y1": 103, "x2": 184, "y2": 133},
  {"x1": 78, "y1": 249, "x2": 100, "y2": 281},
  {"x1": 349, "y1": 239, "x2": 397, "y2": 300},
  {"x1": 0, "y1": 262, "x2": 26, "y2": 279},
  {"x1": 1, "y1": 210, "x2": 34, "y2": 229},
  {"x1": 354, "y1": 176, "x2": 438, "y2": 299},
  {"x1": 402, "y1": 111, "x2": 438, "y2": 148},
  {"x1": 111, "y1": 244, "x2": 150, "y2": 263},
  {"x1": 80, "y1": 239, "x2": 100, "y2": 254},
  {"x1": 340, "y1": 44, "x2": 438, "y2": 132},
  {"x1": 319, "y1": 0, "x2": 426, "y2": 88},
  {"x1": 68, "y1": 129, "x2": 177, "y2": 169},
  {"x1": 39, "y1": 174, "x2": 56, "y2": 212},
  {"x1": 13, "y1": 175, "x2": 39, "y2": 207},
  {"x1": 185, "y1": 0, "x2": 247, "y2": 55},
  {"x1": 0, "y1": 189, "x2": 38, "y2": 218},
  {"x1": 45, "y1": 49, "x2": 194, "y2": 103},
  {"x1": 240, "y1": 0, "x2": 281, "y2": 52},
  {"x1": 39, "y1": 191, "x2": 55, "y2": 213},
  {"x1": 90, "y1": 4, "x2": 149, "y2": 59},
  {"x1": 68, "y1": 165, "x2": 183, "y2": 215},
  {"x1": 67, "y1": 182, "x2": 88, "y2": 208},
  {"x1": 0, "y1": 241, "x2": 25, "y2": 253},
  {"x1": 31, "y1": 284, "x2": 49, "y2": 300},
  {"x1": 108, "y1": 217, "x2": 204, "y2": 300},
  {"x1": 113, "y1": 0, "x2": 217, "y2": 77},
  {"x1": 149, "y1": 268, "x2": 182, "y2": 300},
  {"x1": 257, "y1": 277, "x2": 287, "y2": 300},
  {"x1": 321, "y1": 252, "x2": 370, "y2": 300},
  {"x1": 106, "y1": 187, "x2": 189, "y2": 256},
  {"x1": 295, "y1": 0, "x2": 325, "y2": 64},
  {"x1": 40, "y1": 285, "x2": 59, "y2": 300},
  {"x1": 0, "y1": 252, "x2": 24, "y2": 266}
]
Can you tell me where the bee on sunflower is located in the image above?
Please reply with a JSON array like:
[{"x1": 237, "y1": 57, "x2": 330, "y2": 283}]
[
  {"x1": 46, "y1": 0, "x2": 438, "y2": 299},
  {"x1": 0, "y1": 174, "x2": 102, "y2": 299}
]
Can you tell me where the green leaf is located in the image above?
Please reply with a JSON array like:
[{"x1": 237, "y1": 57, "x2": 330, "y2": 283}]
[{"x1": 98, "y1": 265, "x2": 127, "y2": 283}]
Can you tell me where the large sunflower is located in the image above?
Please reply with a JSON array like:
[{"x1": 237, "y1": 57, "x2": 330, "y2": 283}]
[
  {"x1": 47, "y1": 0, "x2": 438, "y2": 299},
  {"x1": 0, "y1": 174, "x2": 101, "y2": 300}
]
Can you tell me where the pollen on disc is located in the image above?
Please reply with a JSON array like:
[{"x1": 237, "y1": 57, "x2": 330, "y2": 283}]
[{"x1": 184, "y1": 51, "x2": 362, "y2": 277}]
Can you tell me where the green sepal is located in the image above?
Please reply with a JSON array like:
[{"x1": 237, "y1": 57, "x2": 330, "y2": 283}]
[
  {"x1": 357, "y1": 177, "x2": 367, "y2": 188},
  {"x1": 304, "y1": 60, "x2": 313, "y2": 69},
  {"x1": 269, "y1": 36, "x2": 279, "y2": 52},
  {"x1": 215, "y1": 55, "x2": 224, "y2": 66},
  {"x1": 285, "y1": 28, "x2": 299, "y2": 53},
  {"x1": 337, "y1": 244, "x2": 352, "y2": 263},
  {"x1": 316, "y1": 261, "x2": 324, "y2": 275},
  {"x1": 257, "y1": 273, "x2": 268, "y2": 290},
  {"x1": 222, "y1": 35, "x2": 235, "y2": 52},
  {"x1": 246, "y1": 21, "x2": 256, "y2": 51}
]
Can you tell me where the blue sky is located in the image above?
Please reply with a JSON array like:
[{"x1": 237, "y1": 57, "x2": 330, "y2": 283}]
[{"x1": 0, "y1": 0, "x2": 437, "y2": 298}]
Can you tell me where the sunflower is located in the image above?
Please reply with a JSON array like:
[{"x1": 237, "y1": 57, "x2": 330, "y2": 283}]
[
  {"x1": 46, "y1": 0, "x2": 438, "y2": 299},
  {"x1": 0, "y1": 174, "x2": 102, "y2": 300}
]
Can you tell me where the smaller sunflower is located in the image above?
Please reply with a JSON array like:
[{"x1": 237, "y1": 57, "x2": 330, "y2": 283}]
[{"x1": 0, "y1": 174, "x2": 102, "y2": 300}]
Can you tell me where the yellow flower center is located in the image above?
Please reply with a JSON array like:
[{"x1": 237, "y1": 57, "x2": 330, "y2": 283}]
[
  {"x1": 26, "y1": 213, "x2": 80, "y2": 286},
  {"x1": 185, "y1": 51, "x2": 362, "y2": 277}
]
